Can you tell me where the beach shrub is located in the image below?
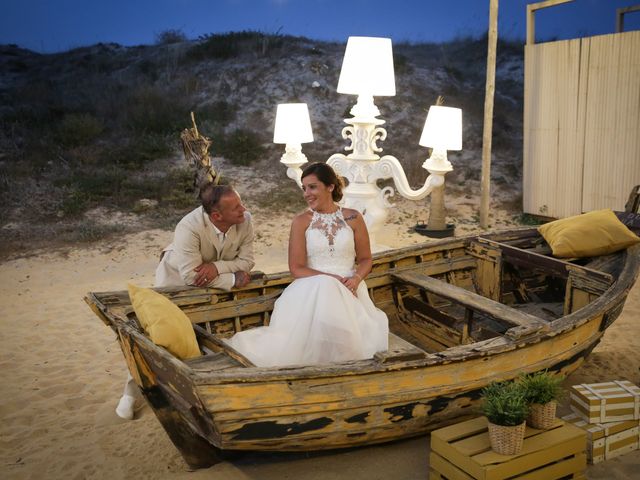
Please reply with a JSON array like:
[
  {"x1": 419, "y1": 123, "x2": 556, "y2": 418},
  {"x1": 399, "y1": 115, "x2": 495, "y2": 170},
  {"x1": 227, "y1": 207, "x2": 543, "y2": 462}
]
[
  {"x1": 122, "y1": 85, "x2": 189, "y2": 134},
  {"x1": 105, "y1": 134, "x2": 175, "y2": 169},
  {"x1": 56, "y1": 113, "x2": 104, "y2": 147},
  {"x1": 155, "y1": 29, "x2": 187, "y2": 45},
  {"x1": 185, "y1": 30, "x2": 287, "y2": 61},
  {"x1": 57, "y1": 164, "x2": 196, "y2": 216},
  {"x1": 253, "y1": 181, "x2": 306, "y2": 213},
  {"x1": 196, "y1": 100, "x2": 237, "y2": 128},
  {"x1": 218, "y1": 128, "x2": 266, "y2": 166},
  {"x1": 64, "y1": 168, "x2": 127, "y2": 201},
  {"x1": 59, "y1": 189, "x2": 90, "y2": 216},
  {"x1": 75, "y1": 220, "x2": 126, "y2": 243},
  {"x1": 516, "y1": 213, "x2": 544, "y2": 226},
  {"x1": 123, "y1": 167, "x2": 195, "y2": 209},
  {"x1": 393, "y1": 53, "x2": 413, "y2": 75}
]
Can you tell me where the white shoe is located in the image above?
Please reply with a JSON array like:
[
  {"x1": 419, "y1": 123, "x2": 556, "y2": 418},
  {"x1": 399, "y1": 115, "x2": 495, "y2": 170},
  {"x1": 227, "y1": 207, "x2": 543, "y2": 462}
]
[{"x1": 115, "y1": 394, "x2": 136, "y2": 420}]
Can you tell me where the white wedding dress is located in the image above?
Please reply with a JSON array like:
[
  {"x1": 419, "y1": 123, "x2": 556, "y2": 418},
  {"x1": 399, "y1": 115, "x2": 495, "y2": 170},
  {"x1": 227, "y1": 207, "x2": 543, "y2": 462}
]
[{"x1": 226, "y1": 208, "x2": 389, "y2": 367}]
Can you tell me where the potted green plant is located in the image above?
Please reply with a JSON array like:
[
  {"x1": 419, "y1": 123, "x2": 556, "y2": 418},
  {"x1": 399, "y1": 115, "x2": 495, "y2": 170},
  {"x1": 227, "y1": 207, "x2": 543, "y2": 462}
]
[
  {"x1": 481, "y1": 381, "x2": 529, "y2": 455},
  {"x1": 518, "y1": 371, "x2": 564, "y2": 430}
]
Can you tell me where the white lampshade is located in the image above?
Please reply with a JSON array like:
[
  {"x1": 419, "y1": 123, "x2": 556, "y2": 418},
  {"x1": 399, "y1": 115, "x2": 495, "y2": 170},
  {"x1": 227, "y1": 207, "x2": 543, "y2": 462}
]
[
  {"x1": 273, "y1": 103, "x2": 314, "y2": 144},
  {"x1": 419, "y1": 106, "x2": 462, "y2": 151},
  {"x1": 337, "y1": 36, "x2": 396, "y2": 97}
]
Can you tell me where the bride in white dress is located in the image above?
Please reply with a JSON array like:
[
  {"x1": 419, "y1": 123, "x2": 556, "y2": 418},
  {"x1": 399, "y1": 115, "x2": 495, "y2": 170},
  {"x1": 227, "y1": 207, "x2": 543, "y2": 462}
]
[{"x1": 226, "y1": 162, "x2": 389, "y2": 367}]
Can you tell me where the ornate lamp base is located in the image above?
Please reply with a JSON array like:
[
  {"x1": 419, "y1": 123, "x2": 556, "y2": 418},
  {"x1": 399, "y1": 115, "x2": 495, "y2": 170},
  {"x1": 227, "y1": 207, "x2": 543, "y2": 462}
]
[{"x1": 414, "y1": 222, "x2": 456, "y2": 238}]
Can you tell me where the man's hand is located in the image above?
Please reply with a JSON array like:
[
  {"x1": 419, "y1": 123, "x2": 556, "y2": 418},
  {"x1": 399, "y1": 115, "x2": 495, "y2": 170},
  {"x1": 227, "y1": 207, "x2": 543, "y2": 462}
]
[
  {"x1": 234, "y1": 271, "x2": 251, "y2": 288},
  {"x1": 193, "y1": 263, "x2": 219, "y2": 287}
]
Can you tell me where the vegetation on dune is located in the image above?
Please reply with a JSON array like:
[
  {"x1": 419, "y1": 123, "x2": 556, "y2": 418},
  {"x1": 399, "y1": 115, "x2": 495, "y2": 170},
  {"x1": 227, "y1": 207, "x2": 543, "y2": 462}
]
[{"x1": 0, "y1": 29, "x2": 525, "y2": 256}]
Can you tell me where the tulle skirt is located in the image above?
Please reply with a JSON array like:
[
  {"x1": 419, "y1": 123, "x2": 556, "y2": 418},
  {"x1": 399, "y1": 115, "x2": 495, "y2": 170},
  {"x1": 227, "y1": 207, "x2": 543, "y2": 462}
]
[{"x1": 226, "y1": 274, "x2": 389, "y2": 367}]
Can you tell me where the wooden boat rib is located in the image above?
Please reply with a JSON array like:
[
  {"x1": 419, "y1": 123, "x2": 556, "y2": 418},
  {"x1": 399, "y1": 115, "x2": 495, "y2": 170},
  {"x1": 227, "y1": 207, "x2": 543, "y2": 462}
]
[{"x1": 85, "y1": 219, "x2": 640, "y2": 469}]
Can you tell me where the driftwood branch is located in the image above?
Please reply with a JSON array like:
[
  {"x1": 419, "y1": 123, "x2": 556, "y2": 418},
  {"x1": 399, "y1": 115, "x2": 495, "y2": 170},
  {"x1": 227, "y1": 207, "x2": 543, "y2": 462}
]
[{"x1": 180, "y1": 112, "x2": 220, "y2": 192}]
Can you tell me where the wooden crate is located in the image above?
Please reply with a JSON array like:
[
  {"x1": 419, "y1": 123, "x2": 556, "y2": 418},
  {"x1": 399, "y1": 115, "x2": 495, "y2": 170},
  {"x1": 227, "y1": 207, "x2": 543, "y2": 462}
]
[
  {"x1": 430, "y1": 416, "x2": 586, "y2": 480},
  {"x1": 562, "y1": 412, "x2": 640, "y2": 464},
  {"x1": 570, "y1": 380, "x2": 640, "y2": 423}
]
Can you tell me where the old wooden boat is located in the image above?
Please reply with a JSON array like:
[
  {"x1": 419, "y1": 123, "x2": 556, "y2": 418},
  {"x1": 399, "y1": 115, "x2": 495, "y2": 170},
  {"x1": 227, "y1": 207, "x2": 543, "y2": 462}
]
[{"x1": 85, "y1": 215, "x2": 640, "y2": 469}]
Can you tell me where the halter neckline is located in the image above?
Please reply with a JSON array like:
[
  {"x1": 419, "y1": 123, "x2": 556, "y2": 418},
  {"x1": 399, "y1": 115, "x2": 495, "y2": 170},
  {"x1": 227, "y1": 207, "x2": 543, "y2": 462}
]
[{"x1": 311, "y1": 206, "x2": 340, "y2": 215}]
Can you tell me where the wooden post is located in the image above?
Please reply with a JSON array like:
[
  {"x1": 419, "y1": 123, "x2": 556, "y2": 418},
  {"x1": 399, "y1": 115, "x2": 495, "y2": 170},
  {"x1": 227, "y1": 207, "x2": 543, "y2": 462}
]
[
  {"x1": 617, "y1": 6, "x2": 640, "y2": 33},
  {"x1": 480, "y1": 0, "x2": 499, "y2": 229},
  {"x1": 526, "y1": 0, "x2": 574, "y2": 46}
]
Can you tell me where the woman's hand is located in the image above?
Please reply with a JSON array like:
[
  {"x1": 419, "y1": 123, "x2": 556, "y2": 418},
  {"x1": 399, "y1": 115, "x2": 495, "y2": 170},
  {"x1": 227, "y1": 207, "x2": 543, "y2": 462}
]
[{"x1": 341, "y1": 274, "x2": 361, "y2": 296}]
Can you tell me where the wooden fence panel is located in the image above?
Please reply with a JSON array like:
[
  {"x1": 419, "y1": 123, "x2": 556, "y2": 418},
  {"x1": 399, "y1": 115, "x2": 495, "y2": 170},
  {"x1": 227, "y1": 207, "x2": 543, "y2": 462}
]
[{"x1": 523, "y1": 31, "x2": 640, "y2": 218}]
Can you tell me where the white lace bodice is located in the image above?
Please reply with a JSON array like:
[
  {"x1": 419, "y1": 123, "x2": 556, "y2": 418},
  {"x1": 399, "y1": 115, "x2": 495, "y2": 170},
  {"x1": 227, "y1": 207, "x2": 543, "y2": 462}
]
[{"x1": 305, "y1": 208, "x2": 355, "y2": 277}]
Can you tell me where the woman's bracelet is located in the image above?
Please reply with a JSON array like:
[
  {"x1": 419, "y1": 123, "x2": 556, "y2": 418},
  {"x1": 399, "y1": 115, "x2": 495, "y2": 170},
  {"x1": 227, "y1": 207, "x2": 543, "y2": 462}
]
[{"x1": 353, "y1": 273, "x2": 362, "y2": 282}]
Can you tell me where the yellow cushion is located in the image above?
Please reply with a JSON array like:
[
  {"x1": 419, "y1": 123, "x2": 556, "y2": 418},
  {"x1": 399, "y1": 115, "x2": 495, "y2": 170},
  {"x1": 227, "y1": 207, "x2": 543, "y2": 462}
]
[
  {"x1": 538, "y1": 209, "x2": 639, "y2": 258},
  {"x1": 127, "y1": 284, "x2": 200, "y2": 359}
]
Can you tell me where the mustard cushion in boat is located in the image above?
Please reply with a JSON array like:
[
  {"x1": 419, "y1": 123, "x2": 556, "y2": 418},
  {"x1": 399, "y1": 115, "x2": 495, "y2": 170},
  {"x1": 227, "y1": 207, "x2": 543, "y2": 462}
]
[
  {"x1": 538, "y1": 209, "x2": 639, "y2": 258},
  {"x1": 127, "y1": 284, "x2": 201, "y2": 359}
]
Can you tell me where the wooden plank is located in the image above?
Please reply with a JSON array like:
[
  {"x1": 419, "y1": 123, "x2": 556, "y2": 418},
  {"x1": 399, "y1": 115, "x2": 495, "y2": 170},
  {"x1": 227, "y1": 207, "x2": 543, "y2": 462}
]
[
  {"x1": 374, "y1": 332, "x2": 427, "y2": 363},
  {"x1": 403, "y1": 296, "x2": 459, "y2": 329},
  {"x1": 475, "y1": 238, "x2": 613, "y2": 285},
  {"x1": 431, "y1": 416, "x2": 488, "y2": 444},
  {"x1": 515, "y1": 453, "x2": 586, "y2": 480},
  {"x1": 582, "y1": 31, "x2": 640, "y2": 212},
  {"x1": 193, "y1": 324, "x2": 254, "y2": 367},
  {"x1": 617, "y1": 211, "x2": 640, "y2": 231},
  {"x1": 185, "y1": 291, "x2": 280, "y2": 323},
  {"x1": 371, "y1": 239, "x2": 468, "y2": 264},
  {"x1": 431, "y1": 428, "x2": 487, "y2": 478},
  {"x1": 555, "y1": 38, "x2": 584, "y2": 218},
  {"x1": 524, "y1": 40, "x2": 559, "y2": 216},
  {"x1": 393, "y1": 272, "x2": 549, "y2": 336},
  {"x1": 366, "y1": 256, "x2": 476, "y2": 290},
  {"x1": 396, "y1": 314, "x2": 456, "y2": 352},
  {"x1": 185, "y1": 352, "x2": 242, "y2": 371},
  {"x1": 404, "y1": 310, "x2": 461, "y2": 349},
  {"x1": 468, "y1": 241, "x2": 502, "y2": 301},
  {"x1": 430, "y1": 452, "x2": 475, "y2": 480}
]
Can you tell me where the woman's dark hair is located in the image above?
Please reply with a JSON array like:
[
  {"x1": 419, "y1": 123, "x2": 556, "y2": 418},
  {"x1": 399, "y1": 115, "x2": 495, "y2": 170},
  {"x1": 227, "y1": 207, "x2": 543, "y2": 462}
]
[
  {"x1": 301, "y1": 162, "x2": 344, "y2": 202},
  {"x1": 200, "y1": 183, "x2": 235, "y2": 214}
]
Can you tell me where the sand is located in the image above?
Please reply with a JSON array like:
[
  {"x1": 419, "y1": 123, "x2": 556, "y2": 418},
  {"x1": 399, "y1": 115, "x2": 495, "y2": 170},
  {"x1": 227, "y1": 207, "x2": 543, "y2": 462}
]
[{"x1": 1, "y1": 207, "x2": 639, "y2": 479}]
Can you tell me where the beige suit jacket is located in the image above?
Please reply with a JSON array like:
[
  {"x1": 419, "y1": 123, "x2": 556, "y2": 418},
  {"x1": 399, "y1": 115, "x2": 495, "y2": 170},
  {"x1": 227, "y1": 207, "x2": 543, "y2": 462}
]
[{"x1": 155, "y1": 207, "x2": 255, "y2": 290}]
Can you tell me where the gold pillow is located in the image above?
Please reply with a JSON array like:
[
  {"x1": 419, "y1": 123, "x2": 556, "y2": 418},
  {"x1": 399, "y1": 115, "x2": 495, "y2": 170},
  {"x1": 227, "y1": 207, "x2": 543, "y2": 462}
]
[
  {"x1": 538, "y1": 209, "x2": 639, "y2": 258},
  {"x1": 127, "y1": 284, "x2": 201, "y2": 359}
]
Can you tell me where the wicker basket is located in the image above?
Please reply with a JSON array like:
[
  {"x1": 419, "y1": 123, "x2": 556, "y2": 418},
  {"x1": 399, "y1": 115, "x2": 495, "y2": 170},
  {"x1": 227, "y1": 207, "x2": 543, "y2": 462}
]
[
  {"x1": 487, "y1": 420, "x2": 526, "y2": 455},
  {"x1": 527, "y1": 401, "x2": 557, "y2": 430}
]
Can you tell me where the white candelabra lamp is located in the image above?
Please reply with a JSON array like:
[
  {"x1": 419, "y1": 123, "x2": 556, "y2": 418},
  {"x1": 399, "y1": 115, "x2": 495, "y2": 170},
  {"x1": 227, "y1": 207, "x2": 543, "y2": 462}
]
[
  {"x1": 277, "y1": 36, "x2": 463, "y2": 246},
  {"x1": 274, "y1": 103, "x2": 314, "y2": 187}
]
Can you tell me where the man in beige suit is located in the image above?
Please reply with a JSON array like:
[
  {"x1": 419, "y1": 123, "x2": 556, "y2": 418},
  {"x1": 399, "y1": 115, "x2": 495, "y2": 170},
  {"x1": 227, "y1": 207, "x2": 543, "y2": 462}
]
[
  {"x1": 155, "y1": 183, "x2": 255, "y2": 290},
  {"x1": 116, "y1": 183, "x2": 255, "y2": 420}
]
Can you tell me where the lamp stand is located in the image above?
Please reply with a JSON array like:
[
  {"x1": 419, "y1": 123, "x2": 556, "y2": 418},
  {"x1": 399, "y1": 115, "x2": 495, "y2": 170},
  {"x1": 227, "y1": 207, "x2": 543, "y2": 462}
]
[
  {"x1": 326, "y1": 96, "x2": 451, "y2": 248},
  {"x1": 279, "y1": 143, "x2": 308, "y2": 188},
  {"x1": 418, "y1": 148, "x2": 455, "y2": 238}
]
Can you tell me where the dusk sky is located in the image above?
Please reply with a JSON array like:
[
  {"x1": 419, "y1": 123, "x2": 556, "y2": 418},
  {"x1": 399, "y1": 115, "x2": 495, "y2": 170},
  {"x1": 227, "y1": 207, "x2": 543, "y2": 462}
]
[{"x1": 2, "y1": 0, "x2": 640, "y2": 53}]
